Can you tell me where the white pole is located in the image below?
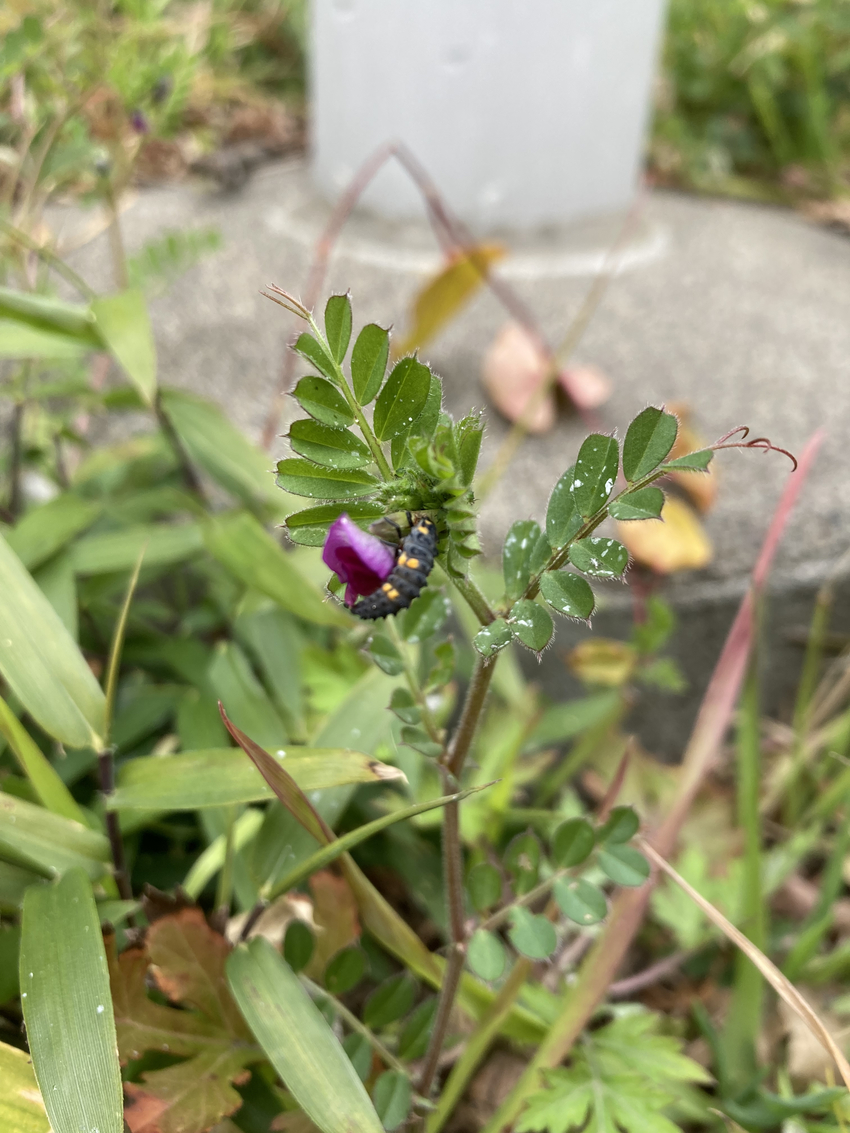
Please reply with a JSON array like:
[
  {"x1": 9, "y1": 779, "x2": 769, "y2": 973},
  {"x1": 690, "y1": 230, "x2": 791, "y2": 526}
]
[{"x1": 312, "y1": 0, "x2": 667, "y2": 232}]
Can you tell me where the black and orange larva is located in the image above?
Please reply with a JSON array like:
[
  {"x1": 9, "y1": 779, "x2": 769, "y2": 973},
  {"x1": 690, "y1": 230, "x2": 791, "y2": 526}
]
[{"x1": 351, "y1": 516, "x2": 438, "y2": 620}]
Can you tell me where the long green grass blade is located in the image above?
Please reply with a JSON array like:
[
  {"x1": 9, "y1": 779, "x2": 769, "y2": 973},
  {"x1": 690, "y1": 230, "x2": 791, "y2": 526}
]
[
  {"x1": 0, "y1": 1040, "x2": 50, "y2": 1133},
  {"x1": 227, "y1": 937, "x2": 384, "y2": 1133},
  {"x1": 0, "y1": 695, "x2": 87, "y2": 824},
  {"x1": 20, "y1": 868, "x2": 124, "y2": 1133},
  {"x1": 0, "y1": 791, "x2": 110, "y2": 879},
  {"x1": 0, "y1": 532, "x2": 106, "y2": 748}
]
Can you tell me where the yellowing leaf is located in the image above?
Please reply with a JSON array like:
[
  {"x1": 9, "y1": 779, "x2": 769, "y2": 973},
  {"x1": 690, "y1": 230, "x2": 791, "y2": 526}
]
[
  {"x1": 567, "y1": 640, "x2": 637, "y2": 687},
  {"x1": 665, "y1": 403, "x2": 718, "y2": 512},
  {"x1": 394, "y1": 244, "x2": 505, "y2": 356},
  {"x1": 617, "y1": 497, "x2": 712, "y2": 574},
  {"x1": 481, "y1": 322, "x2": 555, "y2": 434}
]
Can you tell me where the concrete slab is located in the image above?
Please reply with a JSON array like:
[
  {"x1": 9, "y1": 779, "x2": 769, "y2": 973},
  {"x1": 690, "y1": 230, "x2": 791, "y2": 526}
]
[{"x1": 55, "y1": 159, "x2": 850, "y2": 752}]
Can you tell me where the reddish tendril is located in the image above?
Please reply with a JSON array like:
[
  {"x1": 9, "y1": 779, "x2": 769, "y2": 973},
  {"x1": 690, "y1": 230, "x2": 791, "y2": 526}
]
[{"x1": 709, "y1": 425, "x2": 798, "y2": 472}]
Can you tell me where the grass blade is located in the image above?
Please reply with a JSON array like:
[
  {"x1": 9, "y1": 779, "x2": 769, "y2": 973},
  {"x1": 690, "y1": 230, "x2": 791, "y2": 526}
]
[
  {"x1": 103, "y1": 544, "x2": 146, "y2": 741},
  {"x1": 227, "y1": 936, "x2": 384, "y2": 1133},
  {"x1": 20, "y1": 868, "x2": 124, "y2": 1133},
  {"x1": 0, "y1": 695, "x2": 86, "y2": 824},
  {"x1": 0, "y1": 1039, "x2": 50, "y2": 1133},
  {"x1": 641, "y1": 839, "x2": 850, "y2": 1091}
]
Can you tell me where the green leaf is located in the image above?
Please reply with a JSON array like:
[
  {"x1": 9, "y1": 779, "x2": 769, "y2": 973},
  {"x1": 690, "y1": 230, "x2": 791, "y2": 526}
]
[
  {"x1": 276, "y1": 458, "x2": 380, "y2": 500},
  {"x1": 325, "y1": 946, "x2": 367, "y2": 995},
  {"x1": 227, "y1": 937, "x2": 385, "y2": 1133},
  {"x1": 6, "y1": 495, "x2": 100, "y2": 570},
  {"x1": 507, "y1": 907, "x2": 557, "y2": 960},
  {"x1": 0, "y1": 1039, "x2": 51, "y2": 1132},
  {"x1": 0, "y1": 696, "x2": 86, "y2": 824},
  {"x1": 622, "y1": 407, "x2": 678, "y2": 482},
  {"x1": 400, "y1": 725, "x2": 442, "y2": 758},
  {"x1": 293, "y1": 375, "x2": 354, "y2": 426},
  {"x1": 467, "y1": 862, "x2": 502, "y2": 912},
  {"x1": 285, "y1": 500, "x2": 386, "y2": 546},
  {"x1": 546, "y1": 465, "x2": 582, "y2": 549},
  {"x1": 553, "y1": 877, "x2": 608, "y2": 926},
  {"x1": 325, "y1": 294, "x2": 353, "y2": 362},
  {"x1": 0, "y1": 532, "x2": 106, "y2": 748},
  {"x1": 20, "y1": 869, "x2": 123, "y2": 1133},
  {"x1": 0, "y1": 791, "x2": 110, "y2": 880},
  {"x1": 72, "y1": 522, "x2": 202, "y2": 575},
  {"x1": 398, "y1": 998, "x2": 437, "y2": 1060},
  {"x1": 509, "y1": 600, "x2": 553, "y2": 652},
  {"x1": 568, "y1": 537, "x2": 629, "y2": 579},
  {"x1": 284, "y1": 922, "x2": 314, "y2": 972},
  {"x1": 572, "y1": 435, "x2": 619, "y2": 518},
  {"x1": 364, "y1": 973, "x2": 416, "y2": 1029},
  {"x1": 294, "y1": 332, "x2": 340, "y2": 383},
  {"x1": 344, "y1": 1033, "x2": 372, "y2": 1081},
  {"x1": 351, "y1": 323, "x2": 390, "y2": 405},
  {"x1": 367, "y1": 634, "x2": 405, "y2": 676},
  {"x1": 159, "y1": 388, "x2": 276, "y2": 504},
  {"x1": 0, "y1": 287, "x2": 100, "y2": 345},
  {"x1": 288, "y1": 419, "x2": 372, "y2": 470},
  {"x1": 91, "y1": 289, "x2": 156, "y2": 405},
  {"x1": 417, "y1": 375, "x2": 444, "y2": 442},
  {"x1": 505, "y1": 831, "x2": 541, "y2": 895},
  {"x1": 398, "y1": 588, "x2": 450, "y2": 643},
  {"x1": 373, "y1": 357, "x2": 431, "y2": 441},
  {"x1": 503, "y1": 520, "x2": 543, "y2": 602},
  {"x1": 551, "y1": 818, "x2": 595, "y2": 868},
  {"x1": 0, "y1": 319, "x2": 91, "y2": 359},
  {"x1": 525, "y1": 690, "x2": 620, "y2": 751},
  {"x1": 266, "y1": 786, "x2": 486, "y2": 902},
  {"x1": 454, "y1": 413, "x2": 483, "y2": 486},
  {"x1": 608, "y1": 485, "x2": 665, "y2": 521},
  {"x1": 390, "y1": 688, "x2": 421, "y2": 726},
  {"x1": 597, "y1": 844, "x2": 650, "y2": 887},
  {"x1": 662, "y1": 449, "x2": 714, "y2": 472},
  {"x1": 598, "y1": 806, "x2": 640, "y2": 844},
  {"x1": 473, "y1": 619, "x2": 514, "y2": 658},
  {"x1": 111, "y1": 746, "x2": 402, "y2": 811},
  {"x1": 203, "y1": 511, "x2": 350, "y2": 627},
  {"x1": 208, "y1": 640, "x2": 289, "y2": 752},
  {"x1": 467, "y1": 929, "x2": 507, "y2": 981},
  {"x1": 0, "y1": 860, "x2": 45, "y2": 912},
  {"x1": 539, "y1": 572, "x2": 595, "y2": 620},
  {"x1": 373, "y1": 1070, "x2": 411, "y2": 1132}
]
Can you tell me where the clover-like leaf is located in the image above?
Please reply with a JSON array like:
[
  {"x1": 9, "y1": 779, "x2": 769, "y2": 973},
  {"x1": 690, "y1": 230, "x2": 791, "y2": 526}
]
[
  {"x1": 509, "y1": 600, "x2": 553, "y2": 652},
  {"x1": 568, "y1": 537, "x2": 629, "y2": 579},
  {"x1": 608, "y1": 485, "x2": 664, "y2": 521},
  {"x1": 293, "y1": 376, "x2": 354, "y2": 427},
  {"x1": 622, "y1": 407, "x2": 679, "y2": 483},
  {"x1": 288, "y1": 420, "x2": 372, "y2": 470},
  {"x1": 546, "y1": 465, "x2": 582, "y2": 549},
  {"x1": 539, "y1": 572, "x2": 595, "y2": 620},
  {"x1": 507, "y1": 907, "x2": 557, "y2": 960},
  {"x1": 351, "y1": 323, "x2": 390, "y2": 405},
  {"x1": 373, "y1": 357, "x2": 431, "y2": 441},
  {"x1": 324, "y1": 294, "x2": 352, "y2": 363},
  {"x1": 572, "y1": 435, "x2": 619, "y2": 518},
  {"x1": 276, "y1": 459, "x2": 380, "y2": 500},
  {"x1": 473, "y1": 619, "x2": 514, "y2": 658},
  {"x1": 467, "y1": 929, "x2": 507, "y2": 982},
  {"x1": 294, "y1": 332, "x2": 339, "y2": 383},
  {"x1": 553, "y1": 877, "x2": 608, "y2": 926}
]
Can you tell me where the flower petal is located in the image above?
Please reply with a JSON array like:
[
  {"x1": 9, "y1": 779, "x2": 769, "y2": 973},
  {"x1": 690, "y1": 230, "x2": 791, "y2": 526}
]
[{"x1": 323, "y1": 513, "x2": 395, "y2": 602}]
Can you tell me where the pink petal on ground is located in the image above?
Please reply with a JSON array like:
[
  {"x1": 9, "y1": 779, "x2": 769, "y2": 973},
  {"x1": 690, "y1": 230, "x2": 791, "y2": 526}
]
[
  {"x1": 558, "y1": 364, "x2": 612, "y2": 410},
  {"x1": 481, "y1": 321, "x2": 556, "y2": 434}
]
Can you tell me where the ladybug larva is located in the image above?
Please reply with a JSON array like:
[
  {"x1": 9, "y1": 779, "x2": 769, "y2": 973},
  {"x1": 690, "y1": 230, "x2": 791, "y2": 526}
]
[{"x1": 351, "y1": 516, "x2": 438, "y2": 620}]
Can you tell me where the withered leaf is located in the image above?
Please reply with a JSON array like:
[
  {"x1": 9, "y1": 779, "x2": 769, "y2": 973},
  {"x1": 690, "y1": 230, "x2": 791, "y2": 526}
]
[
  {"x1": 124, "y1": 1049, "x2": 250, "y2": 1133},
  {"x1": 617, "y1": 497, "x2": 712, "y2": 574}
]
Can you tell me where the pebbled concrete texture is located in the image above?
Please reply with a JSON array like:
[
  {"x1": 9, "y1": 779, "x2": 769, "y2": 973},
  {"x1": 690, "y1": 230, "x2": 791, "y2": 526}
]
[{"x1": 54, "y1": 159, "x2": 850, "y2": 753}]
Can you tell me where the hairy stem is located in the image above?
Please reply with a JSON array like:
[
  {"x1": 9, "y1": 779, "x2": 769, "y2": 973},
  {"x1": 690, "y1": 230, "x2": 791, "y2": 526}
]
[
  {"x1": 418, "y1": 656, "x2": 497, "y2": 1096},
  {"x1": 447, "y1": 570, "x2": 496, "y2": 627}
]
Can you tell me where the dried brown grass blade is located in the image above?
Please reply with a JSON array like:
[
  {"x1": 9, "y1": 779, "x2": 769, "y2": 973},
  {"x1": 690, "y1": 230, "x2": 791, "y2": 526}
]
[{"x1": 640, "y1": 838, "x2": 850, "y2": 1092}]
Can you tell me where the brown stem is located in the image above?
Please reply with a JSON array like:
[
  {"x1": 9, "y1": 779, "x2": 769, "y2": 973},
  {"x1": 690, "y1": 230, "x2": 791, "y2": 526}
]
[
  {"x1": 607, "y1": 949, "x2": 690, "y2": 999},
  {"x1": 98, "y1": 750, "x2": 133, "y2": 903},
  {"x1": 418, "y1": 657, "x2": 497, "y2": 1096}
]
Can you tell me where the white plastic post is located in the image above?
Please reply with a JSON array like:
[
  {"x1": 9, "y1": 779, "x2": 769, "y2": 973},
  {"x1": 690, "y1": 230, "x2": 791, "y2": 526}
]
[{"x1": 311, "y1": 0, "x2": 667, "y2": 232}]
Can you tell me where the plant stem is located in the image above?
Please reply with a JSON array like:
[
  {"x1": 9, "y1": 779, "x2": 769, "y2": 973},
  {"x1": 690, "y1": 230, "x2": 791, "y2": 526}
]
[
  {"x1": 447, "y1": 569, "x2": 496, "y2": 627},
  {"x1": 97, "y1": 750, "x2": 133, "y2": 903},
  {"x1": 427, "y1": 957, "x2": 533, "y2": 1133},
  {"x1": 418, "y1": 656, "x2": 497, "y2": 1096},
  {"x1": 0, "y1": 218, "x2": 97, "y2": 301},
  {"x1": 104, "y1": 180, "x2": 128, "y2": 291}
]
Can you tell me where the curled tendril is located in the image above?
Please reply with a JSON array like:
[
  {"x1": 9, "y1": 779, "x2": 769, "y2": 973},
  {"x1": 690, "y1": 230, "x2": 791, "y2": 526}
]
[
  {"x1": 261, "y1": 284, "x2": 311, "y2": 320},
  {"x1": 710, "y1": 425, "x2": 798, "y2": 471}
]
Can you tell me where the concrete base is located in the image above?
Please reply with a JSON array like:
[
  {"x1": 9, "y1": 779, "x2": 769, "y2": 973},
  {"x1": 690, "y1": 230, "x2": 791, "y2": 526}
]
[{"x1": 55, "y1": 159, "x2": 850, "y2": 753}]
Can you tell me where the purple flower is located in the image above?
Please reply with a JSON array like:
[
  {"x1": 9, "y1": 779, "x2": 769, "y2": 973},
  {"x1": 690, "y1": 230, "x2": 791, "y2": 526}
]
[
  {"x1": 130, "y1": 110, "x2": 149, "y2": 134},
  {"x1": 322, "y1": 513, "x2": 395, "y2": 607}
]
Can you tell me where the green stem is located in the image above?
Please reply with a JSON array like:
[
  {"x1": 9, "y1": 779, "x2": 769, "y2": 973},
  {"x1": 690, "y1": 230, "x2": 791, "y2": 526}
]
[
  {"x1": 0, "y1": 218, "x2": 96, "y2": 301},
  {"x1": 445, "y1": 566, "x2": 496, "y2": 627},
  {"x1": 215, "y1": 805, "x2": 237, "y2": 914}
]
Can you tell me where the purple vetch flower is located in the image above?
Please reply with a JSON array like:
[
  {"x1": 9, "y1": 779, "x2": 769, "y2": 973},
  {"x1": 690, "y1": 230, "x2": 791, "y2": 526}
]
[
  {"x1": 130, "y1": 110, "x2": 149, "y2": 134},
  {"x1": 322, "y1": 514, "x2": 395, "y2": 607}
]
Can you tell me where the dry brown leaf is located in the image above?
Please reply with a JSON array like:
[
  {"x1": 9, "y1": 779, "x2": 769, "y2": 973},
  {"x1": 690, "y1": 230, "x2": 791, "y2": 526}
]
[
  {"x1": 617, "y1": 496, "x2": 712, "y2": 574},
  {"x1": 304, "y1": 870, "x2": 360, "y2": 977},
  {"x1": 481, "y1": 321, "x2": 555, "y2": 434},
  {"x1": 226, "y1": 893, "x2": 316, "y2": 948},
  {"x1": 665, "y1": 403, "x2": 718, "y2": 512},
  {"x1": 395, "y1": 244, "x2": 505, "y2": 357},
  {"x1": 567, "y1": 639, "x2": 637, "y2": 687},
  {"x1": 558, "y1": 364, "x2": 612, "y2": 411}
]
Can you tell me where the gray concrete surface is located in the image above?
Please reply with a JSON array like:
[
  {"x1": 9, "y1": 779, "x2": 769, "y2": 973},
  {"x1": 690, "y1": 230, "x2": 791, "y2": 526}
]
[{"x1": 54, "y1": 158, "x2": 850, "y2": 753}]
